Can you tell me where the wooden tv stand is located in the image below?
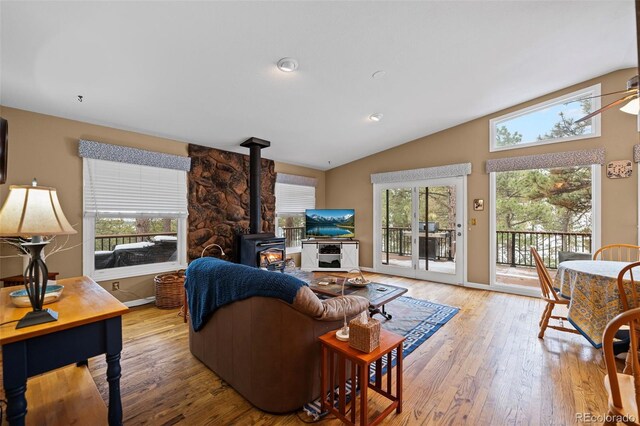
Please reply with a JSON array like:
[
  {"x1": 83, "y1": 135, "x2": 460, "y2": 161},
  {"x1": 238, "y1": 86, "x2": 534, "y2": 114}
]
[{"x1": 301, "y1": 239, "x2": 359, "y2": 272}]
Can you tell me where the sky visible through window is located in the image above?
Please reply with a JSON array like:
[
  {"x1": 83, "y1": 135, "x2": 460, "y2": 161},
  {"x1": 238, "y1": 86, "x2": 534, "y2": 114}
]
[{"x1": 496, "y1": 95, "x2": 593, "y2": 144}]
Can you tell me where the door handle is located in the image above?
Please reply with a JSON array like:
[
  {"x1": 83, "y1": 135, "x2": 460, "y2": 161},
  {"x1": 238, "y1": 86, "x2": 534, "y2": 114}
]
[{"x1": 457, "y1": 232, "x2": 462, "y2": 236}]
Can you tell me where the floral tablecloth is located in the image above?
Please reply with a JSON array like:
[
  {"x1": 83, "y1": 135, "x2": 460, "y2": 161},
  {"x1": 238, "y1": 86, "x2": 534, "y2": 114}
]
[{"x1": 554, "y1": 260, "x2": 634, "y2": 348}]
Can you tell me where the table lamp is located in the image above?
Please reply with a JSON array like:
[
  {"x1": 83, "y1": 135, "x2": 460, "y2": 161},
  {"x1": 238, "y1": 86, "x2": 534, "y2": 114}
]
[
  {"x1": 347, "y1": 267, "x2": 369, "y2": 285},
  {"x1": 0, "y1": 179, "x2": 76, "y2": 328},
  {"x1": 201, "y1": 243, "x2": 226, "y2": 258},
  {"x1": 335, "y1": 277, "x2": 350, "y2": 341}
]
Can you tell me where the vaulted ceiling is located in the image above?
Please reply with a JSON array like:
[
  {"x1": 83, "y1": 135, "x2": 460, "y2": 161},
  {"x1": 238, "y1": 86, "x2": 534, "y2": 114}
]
[{"x1": 1, "y1": 1, "x2": 636, "y2": 170}]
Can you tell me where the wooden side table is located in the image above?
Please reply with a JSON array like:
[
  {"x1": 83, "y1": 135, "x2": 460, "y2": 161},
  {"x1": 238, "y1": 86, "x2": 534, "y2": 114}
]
[
  {"x1": 0, "y1": 276, "x2": 129, "y2": 425},
  {"x1": 319, "y1": 328, "x2": 405, "y2": 425},
  {"x1": 1, "y1": 272, "x2": 59, "y2": 288}
]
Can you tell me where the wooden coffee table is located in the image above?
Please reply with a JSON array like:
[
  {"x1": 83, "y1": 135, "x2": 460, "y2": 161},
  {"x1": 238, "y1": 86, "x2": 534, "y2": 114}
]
[{"x1": 308, "y1": 275, "x2": 408, "y2": 320}]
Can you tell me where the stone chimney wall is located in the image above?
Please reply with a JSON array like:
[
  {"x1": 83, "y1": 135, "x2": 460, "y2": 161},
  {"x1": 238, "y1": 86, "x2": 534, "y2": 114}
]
[{"x1": 187, "y1": 144, "x2": 276, "y2": 262}]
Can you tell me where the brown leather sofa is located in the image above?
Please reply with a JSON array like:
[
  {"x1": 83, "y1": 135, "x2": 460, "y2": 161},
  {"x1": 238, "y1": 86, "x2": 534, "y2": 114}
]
[{"x1": 189, "y1": 287, "x2": 369, "y2": 413}]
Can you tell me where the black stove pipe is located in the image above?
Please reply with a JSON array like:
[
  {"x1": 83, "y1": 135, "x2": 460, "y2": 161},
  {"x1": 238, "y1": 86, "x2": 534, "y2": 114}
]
[{"x1": 240, "y1": 137, "x2": 271, "y2": 234}]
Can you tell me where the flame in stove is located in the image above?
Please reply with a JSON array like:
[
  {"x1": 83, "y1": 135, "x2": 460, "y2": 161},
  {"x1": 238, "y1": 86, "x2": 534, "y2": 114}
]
[
  {"x1": 264, "y1": 252, "x2": 282, "y2": 263},
  {"x1": 260, "y1": 249, "x2": 284, "y2": 266}
]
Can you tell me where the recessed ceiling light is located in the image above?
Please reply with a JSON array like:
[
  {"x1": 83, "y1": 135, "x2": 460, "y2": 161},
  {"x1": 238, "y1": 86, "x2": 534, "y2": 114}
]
[
  {"x1": 372, "y1": 70, "x2": 386, "y2": 79},
  {"x1": 277, "y1": 57, "x2": 299, "y2": 73},
  {"x1": 369, "y1": 113, "x2": 383, "y2": 122}
]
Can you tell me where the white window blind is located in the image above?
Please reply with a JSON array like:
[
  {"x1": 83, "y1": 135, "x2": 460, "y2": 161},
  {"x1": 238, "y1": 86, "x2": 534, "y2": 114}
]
[
  {"x1": 275, "y1": 183, "x2": 315, "y2": 213},
  {"x1": 84, "y1": 158, "x2": 188, "y2": 218}
]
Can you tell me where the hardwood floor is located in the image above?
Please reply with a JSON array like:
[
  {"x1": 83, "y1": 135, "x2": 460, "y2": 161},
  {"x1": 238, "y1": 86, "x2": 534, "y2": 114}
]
[{"x1": 2, "y1": 273, "x2": 612, "y2": 425}]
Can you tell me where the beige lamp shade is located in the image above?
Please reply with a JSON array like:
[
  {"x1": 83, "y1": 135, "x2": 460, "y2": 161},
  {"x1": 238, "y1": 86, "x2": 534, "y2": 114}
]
[
  {"x1": 0, "y1": 185, "x2": 76, "y2": 237},
  {"x1": 620, "y1": 98, "x2": 640, "y2": 115}
]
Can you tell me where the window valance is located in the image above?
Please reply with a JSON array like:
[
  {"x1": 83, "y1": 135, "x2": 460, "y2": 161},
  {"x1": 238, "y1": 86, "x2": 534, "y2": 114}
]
[
  {"x1": 370, "y1": 163, "x2": 472, "y2": 184},
  {"x1": 276, "y1": 173, "x2": 318, "y2": 187},
  {"x1": 485, "y1": 147, "x2": 605, "y2": 173},
  {"x1": 79, "y1": 139, "x2": 191, "y2": 171}
]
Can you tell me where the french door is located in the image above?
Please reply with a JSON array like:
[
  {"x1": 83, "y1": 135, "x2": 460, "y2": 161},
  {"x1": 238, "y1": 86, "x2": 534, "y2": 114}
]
[{"x1": 374, "y1": 176, "x2": 466, "y2": 285}]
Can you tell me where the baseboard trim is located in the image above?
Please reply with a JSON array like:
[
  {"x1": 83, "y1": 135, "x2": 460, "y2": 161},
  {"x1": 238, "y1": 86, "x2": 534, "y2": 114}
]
[
  {"x1": 123, "y1": 296, "x2": 156, "y2": 308},
  {"x1": 360, "y1": 267, "x2": 540, "y2": 298},
  {"x1": 465, "y1": 281, "x2": 539, "y2": 298}
]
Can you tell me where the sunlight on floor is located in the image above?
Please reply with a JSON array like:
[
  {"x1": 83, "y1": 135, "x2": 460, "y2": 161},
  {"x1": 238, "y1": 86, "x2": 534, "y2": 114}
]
[
  {"x1": 382, "y1": 253, "x2": 547, "y2": 289},
  {"x1": 385, "y1": 258, "x2": 456, "y2": 274}
]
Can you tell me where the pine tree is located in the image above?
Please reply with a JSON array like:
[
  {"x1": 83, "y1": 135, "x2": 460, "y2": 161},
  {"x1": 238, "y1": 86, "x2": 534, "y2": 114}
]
[
  {"x1": 496, "y1": 125, "x2": 523, "y2": 147},
  {"x1": 537, "y1": 99, "x2": 592, "y2": 140}
]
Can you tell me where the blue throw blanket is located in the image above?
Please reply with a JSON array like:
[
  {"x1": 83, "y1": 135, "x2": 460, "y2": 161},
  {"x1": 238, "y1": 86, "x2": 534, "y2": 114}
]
[{"x1": 185, "y1": 257, "x2": 307, "y2": 331}]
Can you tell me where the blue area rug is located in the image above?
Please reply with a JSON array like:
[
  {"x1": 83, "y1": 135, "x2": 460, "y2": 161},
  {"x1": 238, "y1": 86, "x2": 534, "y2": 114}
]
[{"x1": 303, "y1": 295, "x2": 459, "y2": 419}]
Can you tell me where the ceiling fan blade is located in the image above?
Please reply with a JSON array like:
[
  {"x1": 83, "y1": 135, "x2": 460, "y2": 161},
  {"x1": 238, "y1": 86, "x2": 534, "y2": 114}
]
[
  {"x1": 575, "y1": 94, "x2": 638, "y2": 123},
  {"x1": 573, "y1": 88, "x2": 638, "y2": 102}
]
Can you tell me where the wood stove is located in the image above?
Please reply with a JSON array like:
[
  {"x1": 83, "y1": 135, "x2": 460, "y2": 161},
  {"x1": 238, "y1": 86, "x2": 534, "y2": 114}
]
[
  {"x1": 238, "y1": 233, "x2": 286, "y2": 271},
  {"x1": 237, "y1": 137, "x2": 286, "y2": 270}
]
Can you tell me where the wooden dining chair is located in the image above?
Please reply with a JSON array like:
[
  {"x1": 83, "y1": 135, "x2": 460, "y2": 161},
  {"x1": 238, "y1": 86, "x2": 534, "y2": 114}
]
[
  {"x1": 617, "y1": 262, "x2": 640, "y2": 376},
  {"x1": 618, "y1": 262, "x2": 640, "y2": 311},
  {"x1": 530, "y1": 247, "x2": 580, "y2": 339},
  {"x1": 602, "y1": 307, "x2": 640, "y2": 426},
  {"x1": 594, "y1": 244, "x2": 640, "y2": 262}
]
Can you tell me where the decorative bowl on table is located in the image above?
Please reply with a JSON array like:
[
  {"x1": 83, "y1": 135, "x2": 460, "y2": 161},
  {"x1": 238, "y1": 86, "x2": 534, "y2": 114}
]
[
  {"x1": 347, "y1": 277, "x2": 371, "y2": 287},
  {"x1": 10, "y1": 284, "x2": 64, "y2": 308}
]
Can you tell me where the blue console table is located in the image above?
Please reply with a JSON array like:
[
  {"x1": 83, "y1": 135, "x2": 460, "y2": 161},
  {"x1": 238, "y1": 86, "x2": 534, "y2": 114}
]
[{"x1": 0, "y1": 276, "x2": 129, "y2": 425}]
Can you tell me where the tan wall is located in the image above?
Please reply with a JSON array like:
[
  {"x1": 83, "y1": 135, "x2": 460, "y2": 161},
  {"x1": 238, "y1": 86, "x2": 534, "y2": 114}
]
[
  {"x1": 0, "y1": 107, "x2": 326, "y2": 299},
  {"x1": 2, "y1": 68, "x2": 635, "y2": 292},
  {"x1": 325, "y1": 68, "x2": 640, "y2": 285},
  {"x1": 273, "y1": 162, "x2": 326, "y2": 265}
]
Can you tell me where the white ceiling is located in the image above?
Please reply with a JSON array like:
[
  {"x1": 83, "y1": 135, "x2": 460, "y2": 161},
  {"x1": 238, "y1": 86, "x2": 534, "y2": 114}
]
[{"x1": 1, "y1": 1, "x2": 636, "y2": 170}]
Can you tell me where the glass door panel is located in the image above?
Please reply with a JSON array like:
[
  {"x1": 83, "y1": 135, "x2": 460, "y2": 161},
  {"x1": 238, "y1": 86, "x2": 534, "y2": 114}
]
[
  {"x1": 380, "y1": 187, "x2": 413, "y2": 270},
  {"x1": 492, "y1": 165, "x2": 594, "y2": 289},
  {"x1": 418, "y1": 185, "x2": 457, "y2": 275},
  {"x1": 375, "y1": 176, "x2": 465, "y2": 285}
]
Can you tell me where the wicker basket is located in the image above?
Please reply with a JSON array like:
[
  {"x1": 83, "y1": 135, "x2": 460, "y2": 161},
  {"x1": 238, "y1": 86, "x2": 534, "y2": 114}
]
[
  {"x1": 154, "y1": 269, "x2": 185, "y2": 309},
  {"x1": 348, "y1": 315, "x2": 381, "y2": 353}
]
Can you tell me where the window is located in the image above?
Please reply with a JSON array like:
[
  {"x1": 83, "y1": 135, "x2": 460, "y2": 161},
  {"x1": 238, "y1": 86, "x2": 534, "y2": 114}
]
[
  {"x1": 275, "y1": 180, "x2": 315, "y2": 253},
  {"x1": 493, "y1": 166, "x2": 594, "y2": 288},
  {"x1": 83, "y1": 158, "x2": 188, "y2": 280},
  {"x1": 490, "y1": 84, "x2": 601, "y2": 152}
]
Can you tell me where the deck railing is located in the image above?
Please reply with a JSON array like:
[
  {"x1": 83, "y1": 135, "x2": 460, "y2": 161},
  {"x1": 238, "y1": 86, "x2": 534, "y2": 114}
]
[
  {"x1": 381, "y1": 227, "x2": 455, "y2": 260},
  {"x1": 97, "y1": 228, "x2": 307, "y2": 252},
  {"x1": 380, "y1": 228, "x2": 591, "y2": 269},
  {"x1": 95, "y1": 232, "x2": 177, "y2": 251},
  {"x1": 281, "y1": 226, "x2": 305, "y2": 248},
  {"x1": 496, "y1": 230, "x2": 591, "y2": 269},
  {"x1": 115, "y1": 226, "x2": 587, "y2": 270}
]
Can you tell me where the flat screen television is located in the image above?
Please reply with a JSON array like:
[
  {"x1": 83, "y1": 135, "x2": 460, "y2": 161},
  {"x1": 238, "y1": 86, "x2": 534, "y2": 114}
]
[{"x1": 305, "y1": 209, "x2": 355, "y2": 238}]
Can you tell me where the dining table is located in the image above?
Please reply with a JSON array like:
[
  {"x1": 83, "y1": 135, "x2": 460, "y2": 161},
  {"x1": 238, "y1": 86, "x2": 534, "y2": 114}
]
[{"x1": 553, "y1": 259, "x2": 639, "y2": 348}]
